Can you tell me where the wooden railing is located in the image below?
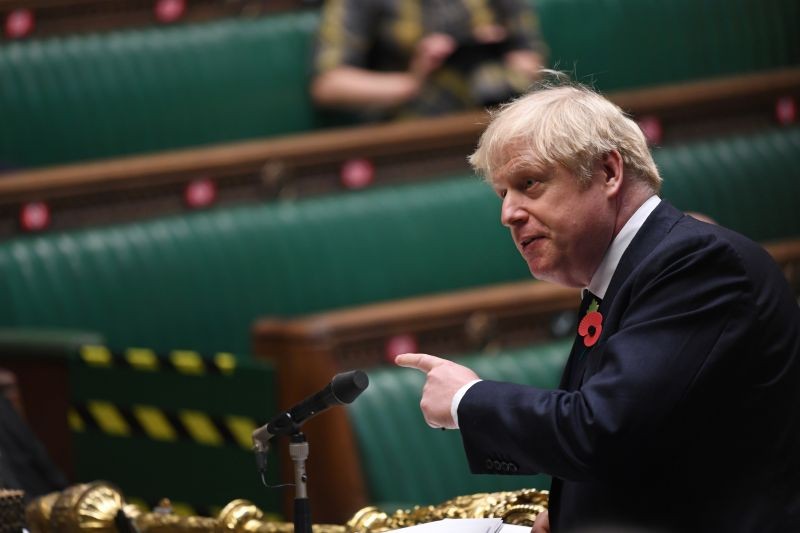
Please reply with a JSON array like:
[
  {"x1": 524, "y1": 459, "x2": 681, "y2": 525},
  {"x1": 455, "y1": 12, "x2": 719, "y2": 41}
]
[{"x1": 1, "y1": 67, "x2": 798, "y2": 239}]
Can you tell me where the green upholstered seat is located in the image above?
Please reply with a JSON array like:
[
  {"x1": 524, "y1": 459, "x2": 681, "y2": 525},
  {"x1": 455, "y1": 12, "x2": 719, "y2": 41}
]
[
  {"x1": 658, "y1": 127, "x2": 800, "y2": 243},
  {"x1": 0, "y1": 126, "x2": 797, "y2": 357},
  {"x1": 347, "y1": 338, "x2": 572, "y2": 509},
  {"x1": 0, "y1": 11, "x2": 324, "y2": 168},
  {"x1": 536, "y1": 0, "x2": 800, "y2": 90},
  {"x1": 0, "y1": 175, "x2": 526, "y2": 354},
  {"x1": 1, "y1": 0, "x2": 798, "y2": 167}
]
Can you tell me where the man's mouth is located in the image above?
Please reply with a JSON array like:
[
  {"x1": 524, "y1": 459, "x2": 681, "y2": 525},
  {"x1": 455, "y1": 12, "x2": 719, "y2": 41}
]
[{"x1": 520, "y1": 236, "x2": 540, "y2": 249}]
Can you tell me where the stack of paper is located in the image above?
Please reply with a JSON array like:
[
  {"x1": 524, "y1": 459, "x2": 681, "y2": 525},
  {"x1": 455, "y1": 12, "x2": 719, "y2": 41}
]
[{"x1": 390, "y1": 518, "x2": 530, "y2": 532}]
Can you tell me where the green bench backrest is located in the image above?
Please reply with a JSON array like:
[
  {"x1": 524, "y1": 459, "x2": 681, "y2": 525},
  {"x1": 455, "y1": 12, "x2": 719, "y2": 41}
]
[
  {"x1": 2, "y1": 1, "x2": 798, "y2": 167},
  {"x1": 347, "y1": 338, "x2": 572, "y2": 508},
  {"x1": 537, "y1": 0, "x2": 800, "y2": 90},
  {"x1": 0, "y1": 11, "x2": 323, "y2": 168},
  {"x1": 0, "y1": 126, "x2": 797, "y2": 356},
  {"x1": 659, "y1": 126, "x2": 800, "y2": 242},
  {"x1": 0, "y1": 176, "x2": 526, "y2": 354}
]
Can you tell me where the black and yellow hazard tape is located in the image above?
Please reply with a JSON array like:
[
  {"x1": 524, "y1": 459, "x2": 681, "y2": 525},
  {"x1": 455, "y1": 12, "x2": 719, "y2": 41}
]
[
  {"x1": 69, "y1": 401, "x2": 262, "y2": 450},
  {"x1": 79, "y1": 345, "x2": 238, "y2": 376}
]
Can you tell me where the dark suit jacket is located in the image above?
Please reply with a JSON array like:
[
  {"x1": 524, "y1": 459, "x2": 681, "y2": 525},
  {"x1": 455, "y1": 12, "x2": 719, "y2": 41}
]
[{"x1": 459, "y1": 201, "x2": 800, "y2": 532}]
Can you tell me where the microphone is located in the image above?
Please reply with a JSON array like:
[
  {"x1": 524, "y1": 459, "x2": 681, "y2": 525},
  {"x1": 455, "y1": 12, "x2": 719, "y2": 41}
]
[{"x1": 252, "y1": 370, "x2": 369, "y2": 449}]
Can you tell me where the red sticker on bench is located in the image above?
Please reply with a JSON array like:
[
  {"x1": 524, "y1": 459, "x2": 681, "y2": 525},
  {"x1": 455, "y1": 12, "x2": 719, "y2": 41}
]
[
  {"x1": 184, "y1": 178, "x2": 217, "y2": 208},
  {"x1": 776, "y1": 97, "x2": 797, "y2": 125},
  {"x1": 385, "y1": 334, "x2": 418, "y2": 362},
  {"x1": 5, "y1": 9, "x2": 34, "y2": 39},
  {"x1": 20, "y1": 202, "x2": 50, "y2": 232},
  {"x1": 637, "y1": 116, "x2": 662, "y2": 145},
  {"x1": 340, "y1": 158, "x2": 375, "y2": 189},
  {"x1": 154, "y1": 0, "x2": 186, "y2": 23}
]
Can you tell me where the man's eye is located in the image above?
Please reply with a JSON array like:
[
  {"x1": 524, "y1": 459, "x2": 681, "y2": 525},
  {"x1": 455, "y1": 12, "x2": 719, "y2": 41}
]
[{"x1": 524, "y1": 179, "x2": 537, "y2": 189}]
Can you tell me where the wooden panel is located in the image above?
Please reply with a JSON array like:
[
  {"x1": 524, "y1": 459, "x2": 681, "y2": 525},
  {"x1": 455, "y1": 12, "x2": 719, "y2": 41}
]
[{"x1": 1, "y1": 68, "x2": 798, "y2": 238}]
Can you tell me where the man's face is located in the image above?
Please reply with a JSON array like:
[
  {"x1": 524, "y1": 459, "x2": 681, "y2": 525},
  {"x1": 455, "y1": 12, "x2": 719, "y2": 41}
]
[{"x1": 492, "y1": 152, "x2": 618, "y2": 288}]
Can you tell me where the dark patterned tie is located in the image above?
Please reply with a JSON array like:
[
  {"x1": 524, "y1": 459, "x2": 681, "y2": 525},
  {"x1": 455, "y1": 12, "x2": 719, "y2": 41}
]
[{"x1": 560, "y1": 289, "x2": 602, "y2": 391}]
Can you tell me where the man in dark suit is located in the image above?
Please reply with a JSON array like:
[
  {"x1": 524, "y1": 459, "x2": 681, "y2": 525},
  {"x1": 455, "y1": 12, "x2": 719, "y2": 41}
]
[{"x1": 396, "y1": 81, "x2": 800, "y2": 532}]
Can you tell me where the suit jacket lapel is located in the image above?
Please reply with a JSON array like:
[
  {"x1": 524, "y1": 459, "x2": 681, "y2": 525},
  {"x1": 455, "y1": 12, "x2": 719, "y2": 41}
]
[
  {"x1": 576, "y1": 201, "x2": 684, "y2": 387},
  {"x1": 603, "y1": 200, "x2": 684, "y2": 305}
]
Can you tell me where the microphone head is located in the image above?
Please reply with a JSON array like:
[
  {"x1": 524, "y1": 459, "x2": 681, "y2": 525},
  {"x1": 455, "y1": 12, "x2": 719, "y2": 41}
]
[{"x1": 331, "y1": 370, "x2": 369, "y2": 404}]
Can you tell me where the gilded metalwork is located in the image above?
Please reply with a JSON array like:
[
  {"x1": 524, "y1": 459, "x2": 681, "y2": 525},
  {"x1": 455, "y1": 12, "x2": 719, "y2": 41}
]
[
  {"x1": 346, "y1": 489, "x2": 548, "y2": 531},
  {"x1": 27, "y1": 483, "x2": 547, "y2": 532},
  {"x1": 48, "y1": 481, "x2": 125, "y2": 532}
]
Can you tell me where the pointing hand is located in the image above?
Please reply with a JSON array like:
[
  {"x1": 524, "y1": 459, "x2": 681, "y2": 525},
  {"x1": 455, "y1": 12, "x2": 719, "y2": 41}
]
[{"x1": 395, "y1": 353, "x2": 479, "y2": 429}]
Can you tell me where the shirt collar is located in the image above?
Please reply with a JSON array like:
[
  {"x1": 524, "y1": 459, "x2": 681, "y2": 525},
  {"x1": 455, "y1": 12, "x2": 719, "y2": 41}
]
[{"x1": 586, "y1": 195, "x2": 661, "y2": 299}]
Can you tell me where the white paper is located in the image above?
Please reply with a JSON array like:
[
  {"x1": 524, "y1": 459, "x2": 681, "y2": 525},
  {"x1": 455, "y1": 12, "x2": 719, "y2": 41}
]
[
  {"x1": 498, "y1": 525, "x2": 531, "y2": 532},
  {"x1": 388, "y1": 518, "x2": 528, "y2": 532}
]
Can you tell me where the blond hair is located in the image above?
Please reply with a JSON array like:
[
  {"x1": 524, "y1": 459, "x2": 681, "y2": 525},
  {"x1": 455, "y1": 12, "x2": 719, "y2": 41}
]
[{"x1": 469, "y1": 77, "x2": 662, "y2": 192}]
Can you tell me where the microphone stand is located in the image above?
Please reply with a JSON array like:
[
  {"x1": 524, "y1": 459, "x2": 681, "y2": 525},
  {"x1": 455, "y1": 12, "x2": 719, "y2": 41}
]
[{"x1": 289, "y1": 432, "x2": 311, "y2": 533}]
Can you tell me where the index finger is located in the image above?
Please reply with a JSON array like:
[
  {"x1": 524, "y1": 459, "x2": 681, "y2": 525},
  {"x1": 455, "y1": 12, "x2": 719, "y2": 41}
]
[{"x1": 394, "y1": 353, "x2": 445, "y2": 373}]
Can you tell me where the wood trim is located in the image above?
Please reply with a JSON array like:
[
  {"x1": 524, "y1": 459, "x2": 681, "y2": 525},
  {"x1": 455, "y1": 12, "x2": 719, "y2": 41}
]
[
  {"x1": 765, "y1": 239, "x2": 800, "y2": 264},
  {"x1": 0, "y1": 111, "x2": 487, "y2": 204},
  {"x1": 253, "y1": 279, "x2": 583, "y2": 375},
  {"x1": 611, "y1": 68, "x2": 800, "y2": 114}
]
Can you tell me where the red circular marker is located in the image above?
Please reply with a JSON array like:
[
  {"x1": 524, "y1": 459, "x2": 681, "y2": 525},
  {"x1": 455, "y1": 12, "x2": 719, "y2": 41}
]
[
  {"x1": 385, "y1": 334, "x2": 418, "y2": 362},
  {"x1": 775, "y1": 96, "x2": 797, "y2": 125},
  {"x1": 5, "y1": 9, "x2": 35, "y2": 39},
  {"x1": 637, "y1": 115, "x2": 663, "y2": 145},
  {"x1": 184, "y1": 178, "x2": 217, "y2": 208},
  {"x1": 340, "y1": 158, "x2": 375, "y2": 189},
  {"x1": 19, "y1": 202, "x2": 50, "y2": 232},
  {"x1": 154, "y1": 0, "x2": 186, "y2": 23}
]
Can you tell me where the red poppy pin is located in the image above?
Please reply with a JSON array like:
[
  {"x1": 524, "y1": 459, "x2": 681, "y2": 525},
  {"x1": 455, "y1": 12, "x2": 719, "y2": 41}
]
[{"x1": 578, "y1": 299, "x2": 603, "y2": 348}]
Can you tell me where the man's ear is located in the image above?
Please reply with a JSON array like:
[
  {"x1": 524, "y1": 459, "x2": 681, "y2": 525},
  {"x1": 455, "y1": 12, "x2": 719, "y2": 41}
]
[{"x1": 600, "y1": 150, "x2": 623, "y2": 197}]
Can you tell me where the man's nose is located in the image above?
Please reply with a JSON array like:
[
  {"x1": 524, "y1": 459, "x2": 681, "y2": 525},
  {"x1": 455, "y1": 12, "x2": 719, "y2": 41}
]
[{"x1": 500, "y1": 192, "x2": 527, "y2": 227}]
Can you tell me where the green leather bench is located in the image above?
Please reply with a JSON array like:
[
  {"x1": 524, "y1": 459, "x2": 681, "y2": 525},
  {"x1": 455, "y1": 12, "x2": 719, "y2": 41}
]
[
  {"x1": 1, "y1": 0, "x2": 798, "y2": 168},
  {"x1": 0, "y1": 176, "x2": 526, "y2": 355},
  {"x1": 538, "y1": 0, "x2": 800, "y2": 91},
  {"x1": 348, "y1": 339, "x2": 572, "y2": 510},
  {"x1": 0, "y1": 127, "x2": 797, "y2": 520},
  {"x1": 0, "y1": 126, "x2": 798, "y2": 358},
  {"x1": 0, "y1": 11, "x2": 326, "y2": 168}
]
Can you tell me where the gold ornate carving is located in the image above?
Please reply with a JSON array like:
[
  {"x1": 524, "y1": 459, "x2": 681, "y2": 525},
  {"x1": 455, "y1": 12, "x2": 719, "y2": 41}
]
[
  {"x1": 26, "y1": 483, "x2": 547, "y2": 532},
  {"x1": 48, "y1": 481, "x2": 126, "y2": 532},
  {"x1": 346, "y1": 489, "x2": 548, "y2": 531}
]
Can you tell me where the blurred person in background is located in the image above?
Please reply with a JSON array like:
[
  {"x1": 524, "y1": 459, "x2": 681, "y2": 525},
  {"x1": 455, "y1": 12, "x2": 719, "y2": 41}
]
[{"x1": 311, "y1": 0, "x2": 547, "y2": 121}]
